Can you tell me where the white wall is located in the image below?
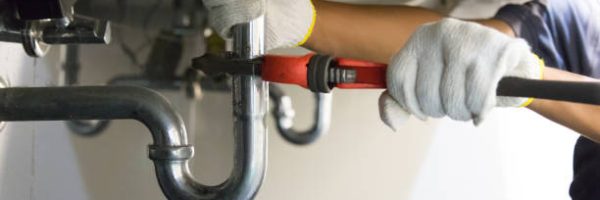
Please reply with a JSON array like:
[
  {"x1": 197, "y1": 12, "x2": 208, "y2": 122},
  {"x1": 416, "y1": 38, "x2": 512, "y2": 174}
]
[
  {"x1": 0, "y1": 0, "x2": 581, "y2": 199},
  {"x1": 0, "y1": 43, "x2": 90, "y2": 200}
]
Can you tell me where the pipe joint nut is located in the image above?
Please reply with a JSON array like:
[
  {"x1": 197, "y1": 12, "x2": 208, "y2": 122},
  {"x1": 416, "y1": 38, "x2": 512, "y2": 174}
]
[{"x1": 148, "y1": 145, "x2": 194, "y2": 161}]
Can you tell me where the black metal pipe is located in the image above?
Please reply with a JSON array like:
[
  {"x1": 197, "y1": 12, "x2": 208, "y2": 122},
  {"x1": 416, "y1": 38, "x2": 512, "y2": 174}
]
[{"x1": 0, "y1": 86, "x2": 187, "y2": 146}]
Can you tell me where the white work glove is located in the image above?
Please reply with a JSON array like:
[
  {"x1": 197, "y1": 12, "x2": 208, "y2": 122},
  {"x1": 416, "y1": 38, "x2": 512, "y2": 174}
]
[
  {"x1": 379, "y1": 18, "x2": 544, "y2": 131},
  {"x1": 203, "y1": 0, "x2": 316, "y2": 51}
]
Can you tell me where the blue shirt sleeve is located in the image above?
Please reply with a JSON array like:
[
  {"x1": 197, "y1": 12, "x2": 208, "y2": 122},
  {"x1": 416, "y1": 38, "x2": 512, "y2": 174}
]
[
  {"x1": 494, "y1": 0, "x2": 600, "y2": 78},
  {"x1": 495, "y1": 2, "x2": 600, "y2": 200}
]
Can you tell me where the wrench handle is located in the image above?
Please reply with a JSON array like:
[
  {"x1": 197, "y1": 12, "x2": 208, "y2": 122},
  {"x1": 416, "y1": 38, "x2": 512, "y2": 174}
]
[
  {"x1": 497, "y1": 77, "x2": 600, "y2": 105},
  {"x1": 263, "y1": 54, "x2": 600, "y2": 105}
]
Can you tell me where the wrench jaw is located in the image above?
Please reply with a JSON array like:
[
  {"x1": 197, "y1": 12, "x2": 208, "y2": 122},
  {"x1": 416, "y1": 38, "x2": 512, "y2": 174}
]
[{"x1": 192, "y1": 53, "x2": 262, "y2": 77}]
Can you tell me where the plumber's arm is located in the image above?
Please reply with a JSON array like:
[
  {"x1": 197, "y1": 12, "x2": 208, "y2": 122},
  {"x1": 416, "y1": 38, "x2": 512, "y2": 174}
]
[{"x1": 304, "y1": 0, "x2": 513, "y2": 63}]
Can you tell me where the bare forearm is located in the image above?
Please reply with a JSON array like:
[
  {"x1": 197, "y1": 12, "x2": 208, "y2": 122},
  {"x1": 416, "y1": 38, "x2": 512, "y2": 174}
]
[
  {"x1": 304, "y1": 1, "x2": 600, "y2": 141},
  {"x1": 528, "y1": 68, "x2": 600, "y2": 142},
  {"x1": 304, "y1": 1, "x2": 514, "y2": 63}
]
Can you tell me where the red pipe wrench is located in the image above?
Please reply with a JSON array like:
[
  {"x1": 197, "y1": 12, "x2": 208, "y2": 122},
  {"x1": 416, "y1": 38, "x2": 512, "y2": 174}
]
[{"x1": 194, "y1": 54, "x2": 600, "y2": 105}]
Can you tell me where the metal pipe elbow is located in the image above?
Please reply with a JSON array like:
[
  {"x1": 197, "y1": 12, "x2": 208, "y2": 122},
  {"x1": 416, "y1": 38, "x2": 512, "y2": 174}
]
[
  {"x1": 135, "y1": 85, "x2": 264, "y2": 200},
  {"x1": 140, "y1": 82, "x2": 265, "y2": 200},
  {"x1": 106, "y1": 86, "x2": 189, "y2": 147},
  {"x1": 0, "y1": 86, "x2": 186, "y2": 147},
  {"x1": 269, "y1": 85, "x2": 332, "y2": 145},
  {"x1": 149, "y1": 158, "x2": 265, "y2": 200}
]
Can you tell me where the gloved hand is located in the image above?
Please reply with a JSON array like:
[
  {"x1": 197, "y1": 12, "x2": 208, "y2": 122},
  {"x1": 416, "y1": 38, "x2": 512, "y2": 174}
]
[
  {"x1": 203, "y1": 0, "x2": 316, "y2": 51},
  {"x1": 379, "y1": 18, "x2": 544, "y2": 131}
]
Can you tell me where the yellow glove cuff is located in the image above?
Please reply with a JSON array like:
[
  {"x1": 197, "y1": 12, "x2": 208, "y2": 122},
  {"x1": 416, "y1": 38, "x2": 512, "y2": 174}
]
[
  {"x1": 296, "y1": 1, "x2": 317, "y2": 46},
  {"x1": 519, "y1": 53, "x2": 545, "y2": 108}
]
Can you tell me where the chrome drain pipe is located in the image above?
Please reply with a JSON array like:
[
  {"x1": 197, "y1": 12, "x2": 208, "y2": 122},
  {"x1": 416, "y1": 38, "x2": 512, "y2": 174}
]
[
  {"x1": 0, "y1": 84, "x2": 267, "y2": 199},
  {"x1": 151, "y1": 16, "x2": 269, "y2": 199},
  {"x1": 0, "y1": 86, "x2": 188, "y2": 147},
  {"x1": 0, "y1": 13, "x2": 268, "y2": 200}
]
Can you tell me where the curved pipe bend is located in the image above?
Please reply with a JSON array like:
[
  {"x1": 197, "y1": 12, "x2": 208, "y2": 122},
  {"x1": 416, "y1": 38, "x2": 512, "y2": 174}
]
[
  {"x1": 270, "y1": 84, "x2": 332, "y2": 145},
  {"x1": 0, "y1": 86, "x2": 266, "y2": 200}
]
